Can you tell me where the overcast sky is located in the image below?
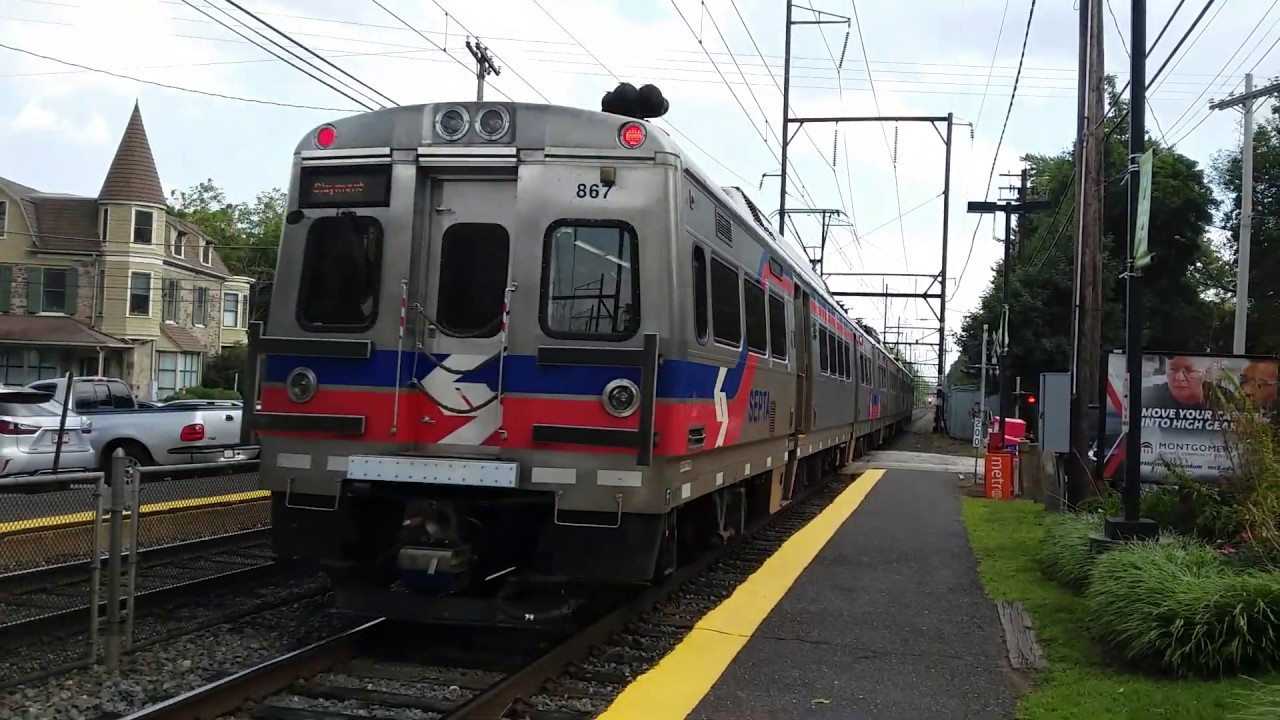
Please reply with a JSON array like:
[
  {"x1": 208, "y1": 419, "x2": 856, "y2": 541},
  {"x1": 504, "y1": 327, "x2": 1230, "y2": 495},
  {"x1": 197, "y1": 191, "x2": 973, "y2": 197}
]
[{"x1": 0, "y1": 0, "x2": 1271, "y2": 375}]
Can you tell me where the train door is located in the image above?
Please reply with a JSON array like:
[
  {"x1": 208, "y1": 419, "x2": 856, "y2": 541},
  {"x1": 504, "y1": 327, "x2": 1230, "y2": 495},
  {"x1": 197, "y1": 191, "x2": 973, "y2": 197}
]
[
  {"x1": 417, "y1": 178, "x2": 516, "y2": 450},
  {"x1": 793, "y1": 287, "x2": 814, "y2": 435}
]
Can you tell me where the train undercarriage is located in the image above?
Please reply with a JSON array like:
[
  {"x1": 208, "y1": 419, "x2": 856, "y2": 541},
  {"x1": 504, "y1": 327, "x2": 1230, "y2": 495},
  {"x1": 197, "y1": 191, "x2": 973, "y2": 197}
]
[{"x1": 270, "y1": 443, "x2": 850, "y2": 626}]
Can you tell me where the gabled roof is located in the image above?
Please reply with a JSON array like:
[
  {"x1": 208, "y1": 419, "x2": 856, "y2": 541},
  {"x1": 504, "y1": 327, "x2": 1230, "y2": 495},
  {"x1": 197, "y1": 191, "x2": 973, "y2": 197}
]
[
  {"x1": 165, "y1": 215, "x2": 232, "y2": 276},
  {"x1": 31, "y1": 196, "x2": 99, "y2": 253},
  {"x1": 0, "y1": 176, "x2": 42, "y2": 244},
  {"x1": 0, "y1": 315, "x2": 131, "y2": 348},
  {"x1": 98, "y1": 101, "x2": 167, "y2": 206}
]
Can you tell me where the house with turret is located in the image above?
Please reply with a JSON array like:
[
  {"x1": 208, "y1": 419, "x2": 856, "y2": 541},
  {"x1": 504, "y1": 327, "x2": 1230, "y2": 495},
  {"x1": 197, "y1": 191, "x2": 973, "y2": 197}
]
[{"x1": 0, "y1": 102, "x2": 254, "y2": 401}]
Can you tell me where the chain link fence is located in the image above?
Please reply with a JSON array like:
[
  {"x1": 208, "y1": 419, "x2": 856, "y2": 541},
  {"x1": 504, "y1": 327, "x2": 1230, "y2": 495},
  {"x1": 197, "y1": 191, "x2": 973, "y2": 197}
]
[{"x1": 0, "y1": 455, "x2": 272, "y2": 665}]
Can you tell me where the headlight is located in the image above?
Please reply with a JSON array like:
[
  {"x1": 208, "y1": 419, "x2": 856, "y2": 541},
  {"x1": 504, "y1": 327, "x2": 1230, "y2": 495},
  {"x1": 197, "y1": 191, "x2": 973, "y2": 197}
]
[
  {"x1": 602, "y1": 379, "x2": 641, "y2": 418},
  {"x1": 287, "y1": 367, "x2": 318, "y2": 404},
  {"x1": 475, "y1": 106, "x2": 510, "y2": 141},
  {"x1": 435, "y1": 106, "x2": 470, "y2": 141}
]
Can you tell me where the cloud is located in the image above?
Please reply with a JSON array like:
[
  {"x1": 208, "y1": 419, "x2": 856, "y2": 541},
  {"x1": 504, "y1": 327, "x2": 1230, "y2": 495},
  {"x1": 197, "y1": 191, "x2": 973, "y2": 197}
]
[{"x1": 0, "y1": 0, "x2": 1273, "y2": 372}]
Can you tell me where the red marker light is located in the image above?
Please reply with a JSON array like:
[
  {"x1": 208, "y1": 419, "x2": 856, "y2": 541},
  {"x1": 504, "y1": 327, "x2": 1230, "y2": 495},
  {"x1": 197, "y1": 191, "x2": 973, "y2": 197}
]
[
  {"x1": 619, "y1": 122, "x2": 646, "y2": 149},
  {"x1": 314, "y1": 125, "x2": 337, "y2": 149},
  {"x1": 1026, "y1": 395, "x2": 1037, "y2": 404}
]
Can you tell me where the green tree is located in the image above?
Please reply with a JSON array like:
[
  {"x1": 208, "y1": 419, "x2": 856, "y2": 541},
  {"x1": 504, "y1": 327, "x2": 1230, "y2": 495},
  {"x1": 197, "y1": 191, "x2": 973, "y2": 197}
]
[
  {"x1": 954, "y1": 76, "x2": 1228, "y2": 402},
  {"x1": 1211, "y1": 88, "x2": 1280, "y2": 355},
  {"x1": 169, "y1": 180, "x2": 284, "y2": 322}
]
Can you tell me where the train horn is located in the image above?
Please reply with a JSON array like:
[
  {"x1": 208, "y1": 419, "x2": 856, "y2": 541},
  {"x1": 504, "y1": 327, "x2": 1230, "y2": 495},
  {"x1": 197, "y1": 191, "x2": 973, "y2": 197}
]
[{"x1": 601, "y1": 82, "x2": 669, "y2": 120}]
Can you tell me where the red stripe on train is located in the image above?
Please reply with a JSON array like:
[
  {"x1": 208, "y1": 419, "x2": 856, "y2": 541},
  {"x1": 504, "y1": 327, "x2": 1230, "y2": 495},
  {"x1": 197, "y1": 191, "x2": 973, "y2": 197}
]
[{"x1": 259, "y1": 360, "x2": 759, "y2": 456}]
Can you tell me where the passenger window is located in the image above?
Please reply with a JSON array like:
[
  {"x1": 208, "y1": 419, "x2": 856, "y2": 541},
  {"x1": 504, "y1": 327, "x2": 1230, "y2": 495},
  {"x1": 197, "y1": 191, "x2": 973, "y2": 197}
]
[
  {"x1": 437, "y1": 223, "x2": 510, "y2": 338},
  {"x1": 297, "y1": 215, "x2": 383, "y2": 332},
  {"x1": 692, "y1": 246, "x2": 709, "y2": 343},
  {"x1": 843, "y1": 343, "x2": 852, "y2": 381},
  {"x1": 827, "y1": 332, "x2": 838, "y2": 379},
  {"x1": 709, "y1": 257, "x2": 741, "y2": 347},
  {"x1": 819, "y1": 328, "x2": 830, "y2": 373},
  {"x1": 743, "y1": 278, "x2": 767, "y2": 356},
  {"x1": 542, "y1": 221, "x2": 639, "y2": 339},
  {"x1": 767, "y1": 292, "x2": 787, "y2": 360},
  {"x1": 838, "y1": 340, "x2": 848, "y2": 380}
]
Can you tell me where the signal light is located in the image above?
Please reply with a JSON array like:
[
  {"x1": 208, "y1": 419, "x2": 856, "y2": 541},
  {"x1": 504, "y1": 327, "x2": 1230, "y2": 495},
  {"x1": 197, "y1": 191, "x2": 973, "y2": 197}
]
[
  {"x1": 314, "y1": 125, "x2": 337, "y2": 149},
  {"x1": 1025, "y1": 395, "x2": 1037, "y2": 405},
  {"x1": 619, "y1": 122, "x2": 646, "y2": 149}
]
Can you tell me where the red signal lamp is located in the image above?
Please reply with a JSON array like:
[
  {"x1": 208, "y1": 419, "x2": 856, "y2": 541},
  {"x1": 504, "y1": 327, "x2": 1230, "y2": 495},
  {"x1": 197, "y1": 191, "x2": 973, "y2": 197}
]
[
  {"x1": 314, "y1": 125, "x2": 337, "y2": 149},
  {"x1": 1025, "y1": 395, "x2": 1037, "y2": 405},
  {"x1": 619, "y1": 122, "x2": 646, "y2": 149}
]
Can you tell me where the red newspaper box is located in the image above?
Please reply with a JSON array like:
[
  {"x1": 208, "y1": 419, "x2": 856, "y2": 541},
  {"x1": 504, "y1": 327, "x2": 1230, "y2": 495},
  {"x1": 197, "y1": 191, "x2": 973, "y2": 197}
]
[{"x1": 985, "y1": 451, "x2": 1013, "y2": 500}]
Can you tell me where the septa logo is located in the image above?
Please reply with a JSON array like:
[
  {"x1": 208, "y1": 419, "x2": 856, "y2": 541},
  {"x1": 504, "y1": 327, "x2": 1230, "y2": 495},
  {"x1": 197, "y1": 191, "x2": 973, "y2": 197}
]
[{"x1": 1140, "y1": 441, "x2": 1155, "y2": 455}]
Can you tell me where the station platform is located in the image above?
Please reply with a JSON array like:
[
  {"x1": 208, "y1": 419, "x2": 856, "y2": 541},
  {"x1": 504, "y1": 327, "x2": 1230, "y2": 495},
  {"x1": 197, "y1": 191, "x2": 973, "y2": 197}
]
[{"x1": 598, "y1": 461, "x2": 1016, "y2": 720}]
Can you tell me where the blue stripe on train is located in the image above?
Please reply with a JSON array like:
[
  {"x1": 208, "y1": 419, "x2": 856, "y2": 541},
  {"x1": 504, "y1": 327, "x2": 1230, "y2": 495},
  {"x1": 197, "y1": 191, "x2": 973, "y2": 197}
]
[{"x1": 262, "y1": 351, "x2": 747, "y2": 401}]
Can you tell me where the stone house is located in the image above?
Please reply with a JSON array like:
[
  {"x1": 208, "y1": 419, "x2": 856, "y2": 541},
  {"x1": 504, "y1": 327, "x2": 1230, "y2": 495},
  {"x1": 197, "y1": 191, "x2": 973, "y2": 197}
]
[{"x1": 0, "y1": 102, "x2": 253, "y2": 401}]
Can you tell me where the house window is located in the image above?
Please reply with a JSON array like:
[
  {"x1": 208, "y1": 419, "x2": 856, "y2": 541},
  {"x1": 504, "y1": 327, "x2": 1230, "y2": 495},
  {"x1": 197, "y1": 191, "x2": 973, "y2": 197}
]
[
  {"x1": 128, "y1": 272, "x2": 152, "y2": 316},
  {"x1": 34, "y1": 267, "x2": 74, "y2": 314},
  {"x1": 99, "y1": 207, "x2": 109, "y2": 241},
  {"x1": 0, "y1": 350, "x2": 59, "y2": 385},
  {"x1": 133, "y1": 209, "x2": 154, "y2": 244},
  {"x1": 201, "y1": 240, "x2": 212, "y2": 265},
  {"x1": 172, "y1": 230, "x2": 186, "y2": 257},
  {"x1": 193, "y1": 286, "x2": 207, "y2": 325},
  {"x1": 162, "y1": 279, "x2": 179, "y2": 323},
  {"x1": 223, "y1": 290, "x2": 241, "y2": 328},
  {"x1": 0, "y1": 200, "x2": 7, "y2": 238},
  {"x1": 156, "y1": 351, "x2": 201, "y2": 400}
]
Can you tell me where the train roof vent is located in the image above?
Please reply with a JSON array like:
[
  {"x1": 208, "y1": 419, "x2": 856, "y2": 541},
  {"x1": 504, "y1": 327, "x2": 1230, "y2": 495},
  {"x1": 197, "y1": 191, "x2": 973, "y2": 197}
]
[{"x1": 715, "y1": 210, "x2": 733, "y2": 246}]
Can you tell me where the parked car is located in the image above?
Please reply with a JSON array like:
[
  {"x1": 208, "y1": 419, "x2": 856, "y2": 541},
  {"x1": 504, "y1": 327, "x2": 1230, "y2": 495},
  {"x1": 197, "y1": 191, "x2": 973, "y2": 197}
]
[
  {"x1": 26, "y1": 377, "x2": 258, "y2": 480},
  {"x1": 0, "y1": 386, "x2": 95, "y2": 480}
]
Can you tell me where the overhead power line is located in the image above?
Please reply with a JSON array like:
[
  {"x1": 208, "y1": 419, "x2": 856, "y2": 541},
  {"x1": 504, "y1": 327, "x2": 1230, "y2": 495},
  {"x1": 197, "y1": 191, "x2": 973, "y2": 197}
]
[
  {"x1": 178, "y1": 0, "x2": 382, "y2": 111},
  {"x1": 221, "y1": 0, "x2": 398, "y2": 107},
  {"x1": 950, "y1": 0, "x2": 1039, "y2": 303},
  {"x1": 0, "y1": 41, "x2": 355, "y2": 111}
]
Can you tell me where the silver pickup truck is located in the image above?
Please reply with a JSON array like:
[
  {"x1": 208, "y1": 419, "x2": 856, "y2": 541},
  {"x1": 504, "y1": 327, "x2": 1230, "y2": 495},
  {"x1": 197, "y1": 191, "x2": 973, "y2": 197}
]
[{"x1": 26, "y1": 377, "x2": 257, "y2": 480}]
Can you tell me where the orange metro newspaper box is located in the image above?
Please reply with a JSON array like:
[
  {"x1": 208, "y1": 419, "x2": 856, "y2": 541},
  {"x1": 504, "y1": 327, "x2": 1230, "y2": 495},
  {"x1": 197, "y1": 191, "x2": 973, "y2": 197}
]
[{"x1": 984, "y1": 451, "x2": 1014, "y2": 500}]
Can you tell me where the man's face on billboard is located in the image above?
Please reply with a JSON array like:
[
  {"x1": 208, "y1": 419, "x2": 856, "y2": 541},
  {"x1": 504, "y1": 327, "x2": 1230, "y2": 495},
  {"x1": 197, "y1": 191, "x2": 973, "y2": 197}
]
[
  {"x1": 1165, "y1": 356, "x2": 1204, "y2": 405},
  {"x1": 1241, "y1": 361, "x2": 1279, "y2": 406}
]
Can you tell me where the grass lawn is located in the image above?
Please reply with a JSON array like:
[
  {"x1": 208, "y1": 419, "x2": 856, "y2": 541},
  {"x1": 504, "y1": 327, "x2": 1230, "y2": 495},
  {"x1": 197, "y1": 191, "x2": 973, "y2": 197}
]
[{"x1": 962, "y1": 497, "x2": 1276, "y2": 720}]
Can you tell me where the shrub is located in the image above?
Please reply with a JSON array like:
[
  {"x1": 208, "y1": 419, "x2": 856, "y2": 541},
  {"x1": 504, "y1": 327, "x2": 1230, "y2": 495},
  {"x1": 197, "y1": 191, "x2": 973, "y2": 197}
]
[
  {"x1": 163, "y1": 386, "x2": 242, "y2": 402},
  {"x1": 1233, "y1": 679, "x2": 1280, "y2": 719},
  {"x1": 1085, "y1": 537, "x2": 1280, "y2": 677},
  {"x1": 1038, "y1": 511, "x2": 1104, "y2": 589}
]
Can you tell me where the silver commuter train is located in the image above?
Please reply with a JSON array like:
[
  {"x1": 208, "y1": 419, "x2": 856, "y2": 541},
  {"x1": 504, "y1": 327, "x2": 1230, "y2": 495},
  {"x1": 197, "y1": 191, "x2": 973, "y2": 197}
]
[{"x1": 251, "y1": 92, "x2": 915, "y2": 612}]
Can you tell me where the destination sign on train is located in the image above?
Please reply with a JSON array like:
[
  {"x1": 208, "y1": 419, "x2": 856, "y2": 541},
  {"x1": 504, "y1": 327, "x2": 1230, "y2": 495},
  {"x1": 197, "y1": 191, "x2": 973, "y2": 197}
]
[{"x1": 298, "y1": 166, "x2": 391, "y2": 207}]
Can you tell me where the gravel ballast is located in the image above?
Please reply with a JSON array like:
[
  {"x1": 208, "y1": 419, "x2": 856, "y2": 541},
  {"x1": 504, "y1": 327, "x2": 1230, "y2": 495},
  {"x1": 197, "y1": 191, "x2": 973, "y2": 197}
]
[{"x1": 0, "y1": 595, "x2": 362, "y2": 720}]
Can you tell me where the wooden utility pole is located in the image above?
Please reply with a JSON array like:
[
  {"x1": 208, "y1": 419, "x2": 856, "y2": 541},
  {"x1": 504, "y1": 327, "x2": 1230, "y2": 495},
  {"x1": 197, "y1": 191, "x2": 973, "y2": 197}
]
[
  {"x1": 1209, "y1": 74, "x2": 1280, "y2": 353},
  {"x1": 1068, "y1": 0, "x2": 1105, "y2": 506},
  {"x1": 466, "y1": 38, "x2": 500, "y2": 101}
]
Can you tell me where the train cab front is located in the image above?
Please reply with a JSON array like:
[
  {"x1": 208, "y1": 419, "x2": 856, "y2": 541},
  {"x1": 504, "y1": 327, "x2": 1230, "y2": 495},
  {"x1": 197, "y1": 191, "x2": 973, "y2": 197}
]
[{"x1": 253, "y1": 99, "x2": 680, "y2": 617}]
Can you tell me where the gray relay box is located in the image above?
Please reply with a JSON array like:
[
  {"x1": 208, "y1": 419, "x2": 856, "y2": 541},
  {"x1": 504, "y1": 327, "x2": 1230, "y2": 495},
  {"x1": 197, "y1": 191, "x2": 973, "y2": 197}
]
[{"x1": 1038, "y1": 372, "x2": 1071, "y2": 454}]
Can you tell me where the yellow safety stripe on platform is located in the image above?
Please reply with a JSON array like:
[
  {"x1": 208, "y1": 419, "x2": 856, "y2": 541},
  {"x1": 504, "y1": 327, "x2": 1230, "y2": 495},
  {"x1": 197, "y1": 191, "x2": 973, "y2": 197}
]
[
  {"x1": 0, "y1": 490, "x2": 270, "y2": 536},
  {"x1": 596, "y1": 469, "x2": 886, "y2": 720}
]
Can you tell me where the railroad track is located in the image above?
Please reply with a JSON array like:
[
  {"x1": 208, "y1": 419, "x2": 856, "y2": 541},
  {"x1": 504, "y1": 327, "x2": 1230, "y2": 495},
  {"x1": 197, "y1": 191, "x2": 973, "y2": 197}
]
[
  {"x1": 119, "y1": 471, "x2": 859, "y2": 720},
  {"x1": 0, "y1": 529, "x2": 281, "y2": 637}
]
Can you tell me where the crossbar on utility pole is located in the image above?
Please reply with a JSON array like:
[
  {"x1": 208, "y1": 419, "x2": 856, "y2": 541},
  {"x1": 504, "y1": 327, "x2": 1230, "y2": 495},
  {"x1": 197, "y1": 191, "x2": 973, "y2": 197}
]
[
  {"x1": 466, "y1": 38, "x2": 501, "y2": 101},
  {"x1": 1208, "y1": 74, "x2": 1280, "y2": 354}
]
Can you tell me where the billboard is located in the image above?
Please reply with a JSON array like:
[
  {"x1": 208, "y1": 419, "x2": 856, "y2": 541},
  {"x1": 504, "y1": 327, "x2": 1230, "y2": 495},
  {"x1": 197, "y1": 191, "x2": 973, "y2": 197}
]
[{"x1": 1104, "y1": 352, "x2": 1279, "y2": 481}]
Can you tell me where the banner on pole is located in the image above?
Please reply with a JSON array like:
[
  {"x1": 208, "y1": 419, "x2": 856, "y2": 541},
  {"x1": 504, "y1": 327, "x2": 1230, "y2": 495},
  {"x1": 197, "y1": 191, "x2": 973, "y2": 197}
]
[{"x1": 1134, "y1": 149, "x2": 1155, "y2": 269}]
